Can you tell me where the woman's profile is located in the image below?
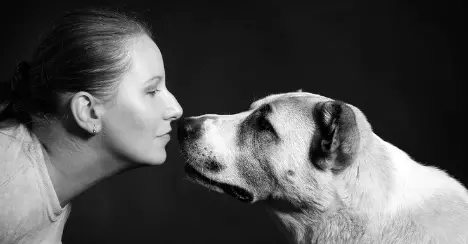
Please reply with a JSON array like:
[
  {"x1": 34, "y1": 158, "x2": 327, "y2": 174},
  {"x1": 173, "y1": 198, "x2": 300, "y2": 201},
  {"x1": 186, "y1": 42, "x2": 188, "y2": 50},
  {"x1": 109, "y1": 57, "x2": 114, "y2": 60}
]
[{"x1": 0, "y1": 7, "x2": 182, "y2": 244}]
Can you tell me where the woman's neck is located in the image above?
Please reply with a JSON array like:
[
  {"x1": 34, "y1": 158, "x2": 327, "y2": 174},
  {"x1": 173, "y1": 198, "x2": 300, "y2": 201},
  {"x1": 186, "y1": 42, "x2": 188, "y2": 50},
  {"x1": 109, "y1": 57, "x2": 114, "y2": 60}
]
[{"x1": 32, "y1": 120, "x2": 130, "y2": 207}]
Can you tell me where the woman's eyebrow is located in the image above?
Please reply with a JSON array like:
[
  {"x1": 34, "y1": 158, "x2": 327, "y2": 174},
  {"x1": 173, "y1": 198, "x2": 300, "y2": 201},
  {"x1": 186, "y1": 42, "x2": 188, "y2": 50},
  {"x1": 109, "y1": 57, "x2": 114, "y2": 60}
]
[{"x1": 144, "y1": 75, "x2": 163, "y2": 86}]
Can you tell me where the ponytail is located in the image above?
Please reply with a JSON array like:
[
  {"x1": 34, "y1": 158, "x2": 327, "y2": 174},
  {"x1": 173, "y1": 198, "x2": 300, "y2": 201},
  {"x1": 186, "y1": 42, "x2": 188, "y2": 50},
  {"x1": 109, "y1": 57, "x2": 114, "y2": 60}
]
[{"x1": 0, "y1": 61, "x2": 33, "y2": 127}]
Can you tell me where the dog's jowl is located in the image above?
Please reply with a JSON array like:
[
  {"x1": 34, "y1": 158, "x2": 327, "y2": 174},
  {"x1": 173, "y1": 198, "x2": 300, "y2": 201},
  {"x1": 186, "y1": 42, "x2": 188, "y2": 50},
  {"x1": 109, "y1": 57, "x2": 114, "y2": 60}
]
[{"x1": 178, "y1": 91, "x2": 468, "y2": 244}]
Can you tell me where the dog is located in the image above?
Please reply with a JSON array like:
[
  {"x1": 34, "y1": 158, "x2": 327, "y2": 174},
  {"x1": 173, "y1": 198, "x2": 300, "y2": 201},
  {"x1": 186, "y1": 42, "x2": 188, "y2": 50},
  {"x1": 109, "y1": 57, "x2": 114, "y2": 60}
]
[{"x1": 177, "y1": 91, "x2": 468, "y2": 244}]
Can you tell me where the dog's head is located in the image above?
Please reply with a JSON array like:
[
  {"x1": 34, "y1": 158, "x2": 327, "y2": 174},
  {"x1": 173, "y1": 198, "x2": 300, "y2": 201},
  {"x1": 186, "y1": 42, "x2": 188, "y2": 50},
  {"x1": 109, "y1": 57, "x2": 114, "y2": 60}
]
[{"x1": 178, "y1": 91, "x2": 367, "y2": 211}]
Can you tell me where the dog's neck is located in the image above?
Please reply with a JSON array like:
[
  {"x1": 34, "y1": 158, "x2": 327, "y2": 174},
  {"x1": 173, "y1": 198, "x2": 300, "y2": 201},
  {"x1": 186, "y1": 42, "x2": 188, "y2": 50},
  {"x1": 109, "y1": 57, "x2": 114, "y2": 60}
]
[
  {"x1": 270, "y1": 206, "x2": 369, "y2": 244},
  {"x1": 269, "y1": 134, "x2": 395, "y2": 244},
  {"x1": 345, "y1": 134, "x2": 394, "y2": 217},
  {"x1": 266, "y1": 107, "x2": 427, "y2": 244}
]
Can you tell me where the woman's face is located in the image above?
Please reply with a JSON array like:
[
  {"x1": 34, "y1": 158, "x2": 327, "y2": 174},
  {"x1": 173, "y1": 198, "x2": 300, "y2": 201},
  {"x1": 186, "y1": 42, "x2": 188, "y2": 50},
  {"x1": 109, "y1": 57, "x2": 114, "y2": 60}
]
[{"x1": 100, "y1": 34, "x2": 183, "y2": 165}]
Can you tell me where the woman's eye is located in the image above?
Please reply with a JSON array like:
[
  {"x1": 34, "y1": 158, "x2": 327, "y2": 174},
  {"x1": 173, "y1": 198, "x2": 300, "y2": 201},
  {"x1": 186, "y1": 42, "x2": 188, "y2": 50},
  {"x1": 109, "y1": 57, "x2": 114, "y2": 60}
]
[{"x1": 147, "y1": 89, "x2": 161, "y2": 96}]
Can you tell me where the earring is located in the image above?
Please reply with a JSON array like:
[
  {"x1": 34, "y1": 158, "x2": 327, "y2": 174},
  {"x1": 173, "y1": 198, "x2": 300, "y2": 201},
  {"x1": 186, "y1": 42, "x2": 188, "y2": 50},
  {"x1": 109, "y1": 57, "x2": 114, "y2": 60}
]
[{"x1": 92, "y1": 125, "x2": 96, "y2": 134}]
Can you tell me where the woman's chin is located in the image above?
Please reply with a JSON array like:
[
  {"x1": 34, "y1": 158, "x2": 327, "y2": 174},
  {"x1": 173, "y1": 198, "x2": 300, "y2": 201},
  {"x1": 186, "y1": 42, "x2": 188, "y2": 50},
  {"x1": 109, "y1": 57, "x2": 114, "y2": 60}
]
[
  {"x1": 115, "y1": 145, "x2": 168, "y2": 167},
  {"x1": 124, "y1": 155, "x2": 166, "y2": 172},
  {"x1": 144, "y1": 150, "x2": 167, "y2": 165}
]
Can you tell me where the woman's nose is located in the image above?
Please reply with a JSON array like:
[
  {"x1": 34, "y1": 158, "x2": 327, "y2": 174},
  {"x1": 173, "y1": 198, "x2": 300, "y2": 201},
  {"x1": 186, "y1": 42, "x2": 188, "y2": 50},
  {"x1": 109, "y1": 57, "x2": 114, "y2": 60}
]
[{"x1": 163, "y1": 91, "x2": 183, "y2": 120}]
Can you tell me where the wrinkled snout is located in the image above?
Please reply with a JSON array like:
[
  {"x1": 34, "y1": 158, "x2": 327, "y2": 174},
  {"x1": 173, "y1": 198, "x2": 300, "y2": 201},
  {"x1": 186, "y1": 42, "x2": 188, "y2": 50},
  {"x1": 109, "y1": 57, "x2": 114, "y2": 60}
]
[
  {"x1": 176, "y1": 114, "x2": 263, "y2": 204},
  {"x1": 177, "y1": 117, "x2": 205, "y2": 142}
]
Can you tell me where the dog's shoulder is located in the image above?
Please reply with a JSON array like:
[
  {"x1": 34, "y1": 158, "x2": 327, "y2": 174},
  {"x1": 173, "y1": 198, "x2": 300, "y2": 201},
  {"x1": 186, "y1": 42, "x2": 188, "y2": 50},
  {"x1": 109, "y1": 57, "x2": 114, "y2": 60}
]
[
  {"x1": 370, "y1": 138, "x2": 468, "y2": 243},
  {"x1": 415, "y1": 171, "x2": 468, "y2": 243}
]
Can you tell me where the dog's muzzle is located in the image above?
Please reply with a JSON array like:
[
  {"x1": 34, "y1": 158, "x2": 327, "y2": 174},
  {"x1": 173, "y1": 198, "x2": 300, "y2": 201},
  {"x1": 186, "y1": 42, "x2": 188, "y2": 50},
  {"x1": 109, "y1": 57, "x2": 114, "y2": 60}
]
[
  {"x1": 178, "y1": 117, "x2": 254, "y2": 203},
  {"x1": 184, "y1": 164, "x2": 254, "y2": 203},
  {"x1": 177, "y1": 117, "x2": 204, "y2": 141}
]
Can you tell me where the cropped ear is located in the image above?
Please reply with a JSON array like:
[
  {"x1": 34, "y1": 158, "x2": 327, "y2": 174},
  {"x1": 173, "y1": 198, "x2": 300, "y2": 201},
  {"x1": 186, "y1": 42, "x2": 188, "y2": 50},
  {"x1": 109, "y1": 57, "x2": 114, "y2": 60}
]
[{"x1": 310, "y1": 100, "x2": 359, "y2": 172}]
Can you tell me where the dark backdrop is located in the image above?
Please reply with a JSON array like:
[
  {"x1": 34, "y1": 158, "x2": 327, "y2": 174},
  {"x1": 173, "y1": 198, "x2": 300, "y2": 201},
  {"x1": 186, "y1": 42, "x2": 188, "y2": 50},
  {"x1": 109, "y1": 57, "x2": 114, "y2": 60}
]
[{"x1": 1, "y1": 0, "x2": 466, "y2": 243}]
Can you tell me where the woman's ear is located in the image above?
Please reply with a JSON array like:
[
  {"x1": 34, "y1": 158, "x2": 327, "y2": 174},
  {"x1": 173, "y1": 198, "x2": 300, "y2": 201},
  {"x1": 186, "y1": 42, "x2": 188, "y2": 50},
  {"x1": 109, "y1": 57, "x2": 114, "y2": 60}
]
[{"x1": 69, "y1": 92, "x2": 104, "y2": 135}]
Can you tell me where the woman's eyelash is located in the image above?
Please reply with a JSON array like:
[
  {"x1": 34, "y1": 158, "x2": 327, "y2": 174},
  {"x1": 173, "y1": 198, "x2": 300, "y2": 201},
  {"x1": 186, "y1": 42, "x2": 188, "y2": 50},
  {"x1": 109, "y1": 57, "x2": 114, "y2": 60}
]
[{"x1": 147, "y1": 89, "x2": 159, "y2": 96}]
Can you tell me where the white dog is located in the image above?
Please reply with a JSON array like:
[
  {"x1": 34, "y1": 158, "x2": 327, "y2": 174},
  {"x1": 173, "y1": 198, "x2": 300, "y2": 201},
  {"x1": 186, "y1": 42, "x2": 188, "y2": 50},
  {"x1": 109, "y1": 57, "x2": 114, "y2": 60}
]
[{"x1": 178, "y1": 91, "x2": 468, "y2": 244}]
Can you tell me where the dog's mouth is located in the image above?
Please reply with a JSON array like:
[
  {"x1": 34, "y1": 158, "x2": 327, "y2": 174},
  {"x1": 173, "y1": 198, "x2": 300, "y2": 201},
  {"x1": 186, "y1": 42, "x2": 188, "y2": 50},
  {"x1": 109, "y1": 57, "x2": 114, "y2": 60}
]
[{"x1": 184, "y1": 163, "x2": 254, "y2": 203}]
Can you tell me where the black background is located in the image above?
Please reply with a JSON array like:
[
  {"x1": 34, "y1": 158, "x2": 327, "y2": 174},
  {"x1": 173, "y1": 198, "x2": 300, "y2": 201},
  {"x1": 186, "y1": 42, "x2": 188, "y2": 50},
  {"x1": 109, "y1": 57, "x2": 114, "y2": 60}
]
[{"x1": 1, "y1": 0, "x2": 466, "y2": 243}]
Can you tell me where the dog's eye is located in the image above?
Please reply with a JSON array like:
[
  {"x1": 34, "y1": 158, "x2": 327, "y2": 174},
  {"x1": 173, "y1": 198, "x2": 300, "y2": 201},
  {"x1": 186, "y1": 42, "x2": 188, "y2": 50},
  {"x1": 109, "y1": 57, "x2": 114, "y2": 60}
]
[{"x1": 257, "y1": 116, "x2": 275, "y2": 133}]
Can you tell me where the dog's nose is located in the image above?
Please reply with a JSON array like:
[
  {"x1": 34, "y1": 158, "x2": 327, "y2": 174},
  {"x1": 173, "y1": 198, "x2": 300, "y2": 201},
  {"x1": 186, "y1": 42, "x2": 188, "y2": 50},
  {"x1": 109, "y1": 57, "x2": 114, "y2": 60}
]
[{"x1": 177, "y1": 117, "x2": 203, "y2": 141}]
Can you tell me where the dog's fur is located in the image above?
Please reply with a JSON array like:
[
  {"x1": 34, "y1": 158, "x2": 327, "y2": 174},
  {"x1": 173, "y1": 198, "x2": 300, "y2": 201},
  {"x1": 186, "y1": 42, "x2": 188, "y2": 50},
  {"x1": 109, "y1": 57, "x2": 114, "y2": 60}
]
[{"x1": 178, "y1": 91, "x2": 468, "y2": 244}]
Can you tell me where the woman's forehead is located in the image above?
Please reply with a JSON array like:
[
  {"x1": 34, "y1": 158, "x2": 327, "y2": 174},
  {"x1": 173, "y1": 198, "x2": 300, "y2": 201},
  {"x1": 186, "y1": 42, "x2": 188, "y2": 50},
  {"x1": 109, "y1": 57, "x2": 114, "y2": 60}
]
[{"x1": 127, "y1": 35, "x2": 165, "y2": 84}]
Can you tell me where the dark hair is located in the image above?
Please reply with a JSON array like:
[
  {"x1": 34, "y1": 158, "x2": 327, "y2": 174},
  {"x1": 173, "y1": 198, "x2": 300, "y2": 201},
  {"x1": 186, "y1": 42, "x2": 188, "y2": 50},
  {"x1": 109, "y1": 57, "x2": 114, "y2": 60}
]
[{"x1": 0, "y1": 7, "x2": 152, "y2": 129}]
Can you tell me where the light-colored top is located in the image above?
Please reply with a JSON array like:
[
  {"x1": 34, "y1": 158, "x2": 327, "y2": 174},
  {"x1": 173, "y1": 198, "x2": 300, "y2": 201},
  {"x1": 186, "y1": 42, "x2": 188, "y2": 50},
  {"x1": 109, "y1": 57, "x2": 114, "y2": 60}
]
[{"x1": 0, "y1": 123, "x2": 71, "y2": 244}]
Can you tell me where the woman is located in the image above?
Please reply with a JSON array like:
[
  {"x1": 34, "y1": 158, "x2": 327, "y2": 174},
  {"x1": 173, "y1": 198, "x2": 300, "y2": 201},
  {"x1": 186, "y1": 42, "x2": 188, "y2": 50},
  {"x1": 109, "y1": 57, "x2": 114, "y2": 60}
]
[{"x1": 0, "y1": 7, "x2": 183, "y2": 244}]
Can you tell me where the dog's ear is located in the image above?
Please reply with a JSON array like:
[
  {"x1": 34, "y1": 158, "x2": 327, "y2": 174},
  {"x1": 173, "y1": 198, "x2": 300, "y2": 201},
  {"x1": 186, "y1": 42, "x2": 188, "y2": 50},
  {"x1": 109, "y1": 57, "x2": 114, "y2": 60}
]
[{"x1": 310, "y1": 100, "x2": 359, "y2": 172}]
